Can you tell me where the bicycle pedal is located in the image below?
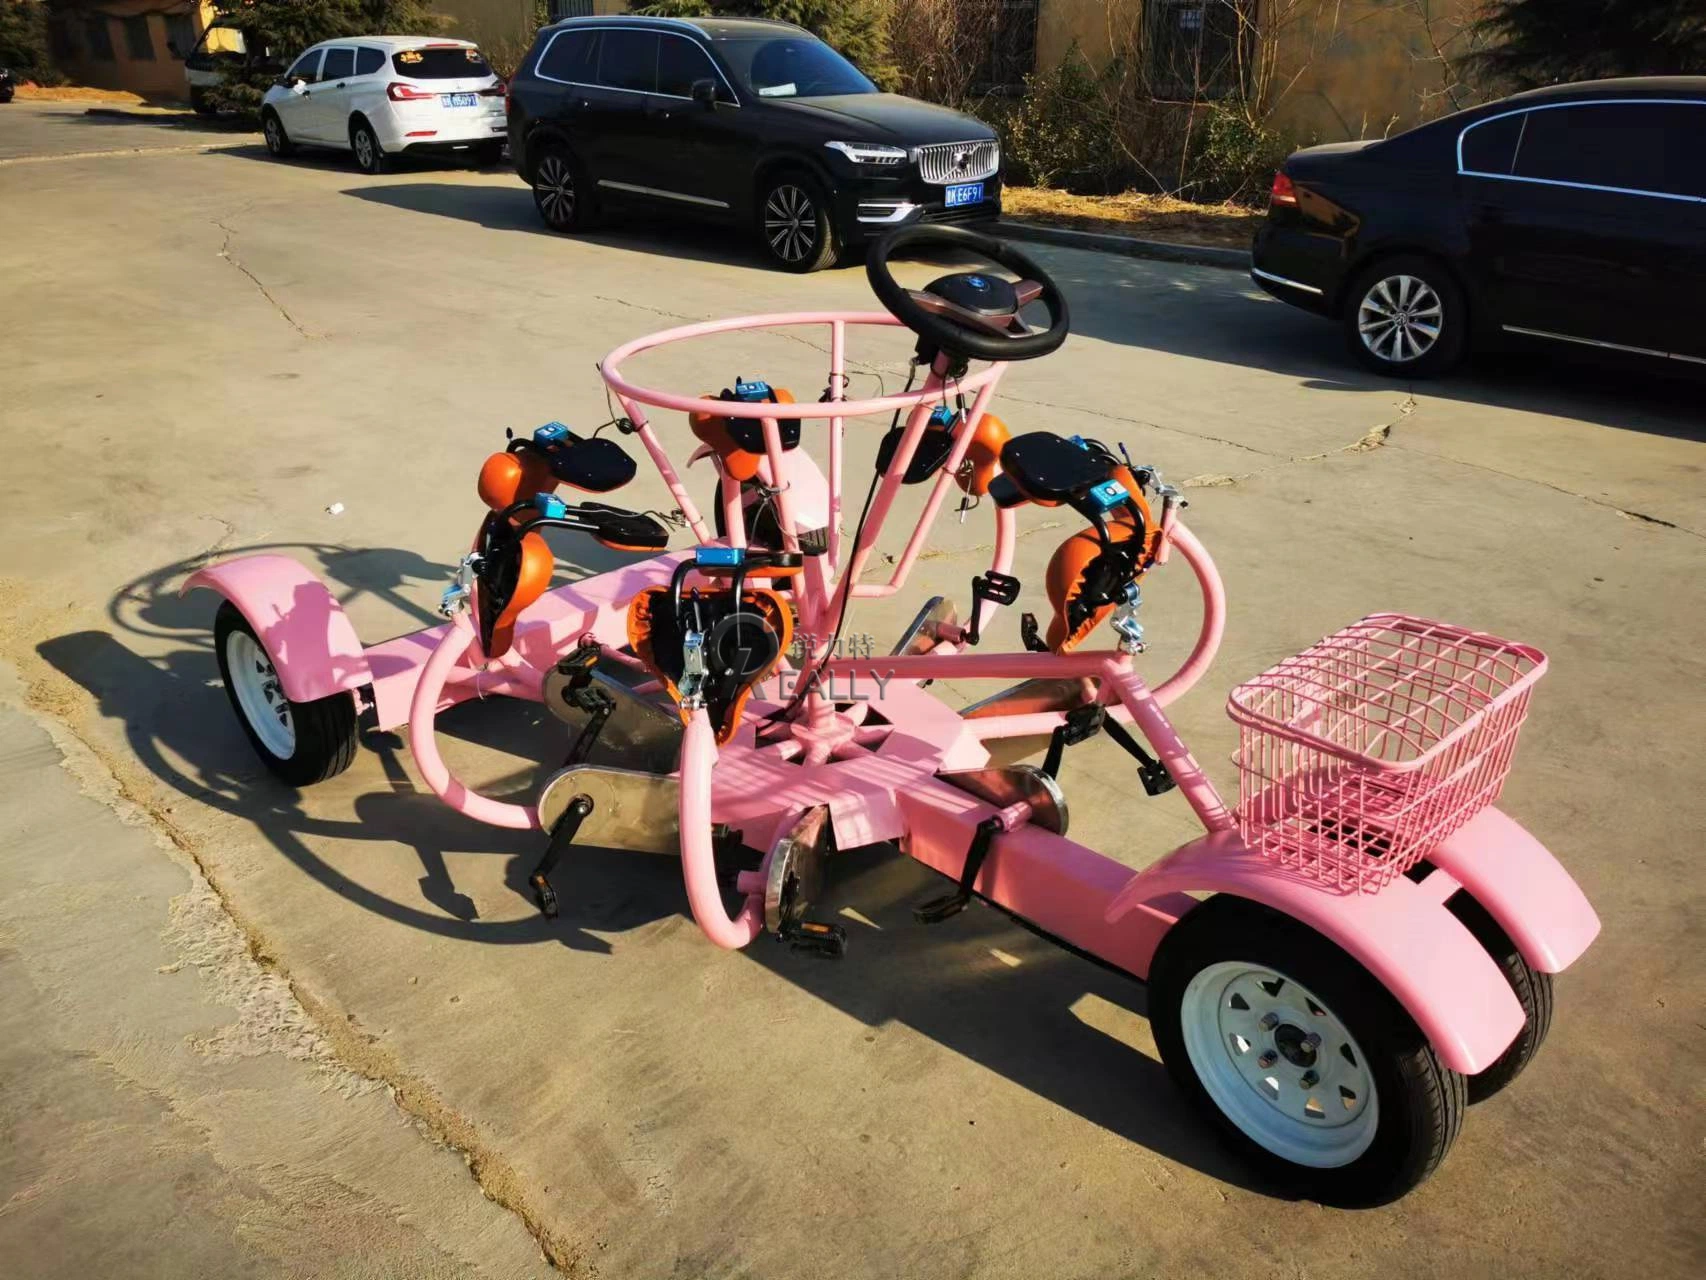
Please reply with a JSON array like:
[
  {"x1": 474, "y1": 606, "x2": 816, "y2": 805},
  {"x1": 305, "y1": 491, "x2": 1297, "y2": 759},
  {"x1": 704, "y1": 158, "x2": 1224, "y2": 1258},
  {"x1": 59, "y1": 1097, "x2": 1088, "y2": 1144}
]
[
  {"x1": 784, "y1": 919, "x2": 846, "y2": 958},
  {"x1": 913, "y1": 892, "x2": 971, "y2": 925},
  {"x1": 1139, "y1": 761, "x2": 1177, "y2": 796},
  {"x1": 531, "y1": 875, "x2": 560, "y2": 919}
]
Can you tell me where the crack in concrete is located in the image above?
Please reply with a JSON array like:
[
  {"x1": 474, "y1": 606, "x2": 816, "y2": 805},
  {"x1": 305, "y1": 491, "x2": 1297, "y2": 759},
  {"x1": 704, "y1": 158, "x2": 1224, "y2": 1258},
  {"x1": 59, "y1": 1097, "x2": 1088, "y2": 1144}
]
[
  {"x1": 1180, "y1": 394, "x2": 1416, "y2": 489},
  {"x1": 1388, "y1": 443, "x2": 1706, "y2": 541},
  {"x1": 213, "y1": 217, "x2": 319, "y2": 340},
  {"x1": 0, "y1": 142, "x2": 246, "y2": 166},
  {"x1": 994, "y1": 391, "x2": 1280, "y2": 460},
  {"x1": 1, "y1": 666, "x2": 584, "y2": 1275}
]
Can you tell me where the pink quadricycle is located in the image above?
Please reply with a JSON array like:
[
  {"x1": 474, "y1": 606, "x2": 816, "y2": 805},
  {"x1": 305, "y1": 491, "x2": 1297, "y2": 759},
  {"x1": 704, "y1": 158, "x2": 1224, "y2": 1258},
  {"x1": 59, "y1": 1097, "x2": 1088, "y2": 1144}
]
[{"x1": 191, "y1": 226, "x2": 1598, "y2": 1205}]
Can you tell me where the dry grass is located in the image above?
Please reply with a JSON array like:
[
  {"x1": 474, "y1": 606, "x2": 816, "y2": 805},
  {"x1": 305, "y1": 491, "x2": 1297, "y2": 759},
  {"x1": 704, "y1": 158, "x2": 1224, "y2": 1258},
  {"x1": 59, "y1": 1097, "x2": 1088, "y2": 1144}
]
[
  {"x1": 17, "y1": 83, "x2": 153, "y2": 105},
  {"x1": 1004, "y1": 187, "x2": 1262, "y2": 250}
]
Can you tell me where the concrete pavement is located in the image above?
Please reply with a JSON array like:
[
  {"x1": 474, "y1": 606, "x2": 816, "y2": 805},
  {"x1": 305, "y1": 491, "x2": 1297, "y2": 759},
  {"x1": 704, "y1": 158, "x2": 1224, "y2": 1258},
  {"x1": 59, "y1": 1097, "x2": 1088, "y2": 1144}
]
[{"x1": 1, "y1": 103, "x2": 1703, "y2": 1277}]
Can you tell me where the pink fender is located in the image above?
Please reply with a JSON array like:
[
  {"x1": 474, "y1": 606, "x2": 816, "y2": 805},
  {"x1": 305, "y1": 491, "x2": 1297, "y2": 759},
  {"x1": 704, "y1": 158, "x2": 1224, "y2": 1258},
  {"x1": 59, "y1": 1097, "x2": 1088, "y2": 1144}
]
[
  {"x1": 183, "y1": 555, "x2": 371, "y2": 705},
  {"x1": 1104, "y1": 830, "x2": 1526, "y2": 1075},
  {"x1": 1424, "y1": 807, "x2": 1600, "y2": 973}
]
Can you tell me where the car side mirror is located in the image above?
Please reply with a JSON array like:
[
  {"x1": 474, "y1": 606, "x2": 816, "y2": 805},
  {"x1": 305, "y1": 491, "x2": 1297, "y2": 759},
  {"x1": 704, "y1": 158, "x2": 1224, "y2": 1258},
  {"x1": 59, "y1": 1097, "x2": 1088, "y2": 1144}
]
[{"x1": 690, "y1": 77, "x2": 716, "y2": 108}]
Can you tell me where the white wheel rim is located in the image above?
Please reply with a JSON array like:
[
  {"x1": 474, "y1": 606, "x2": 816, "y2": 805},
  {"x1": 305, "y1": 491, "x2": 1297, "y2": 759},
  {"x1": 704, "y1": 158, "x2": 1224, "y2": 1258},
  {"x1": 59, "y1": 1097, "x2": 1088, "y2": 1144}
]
[
  {"x1": 764, "y1": 183, "x2": 817, "y2": 262},
  {"x1": 265, "y1": 118, "x2": 281, "y2": 151},
  {"x1": 1179, "y1": 960, "x2": 1378, "y2": 1168},
  {"x1": 1357, "y1": 273, "x2": 1442, "y2": 363},
  {"x1": 355, "y1": 131, "x2": 375, "y2": 168},
  {"x1": 226, "y1": 629, "x2": 295, "y2": 759}
]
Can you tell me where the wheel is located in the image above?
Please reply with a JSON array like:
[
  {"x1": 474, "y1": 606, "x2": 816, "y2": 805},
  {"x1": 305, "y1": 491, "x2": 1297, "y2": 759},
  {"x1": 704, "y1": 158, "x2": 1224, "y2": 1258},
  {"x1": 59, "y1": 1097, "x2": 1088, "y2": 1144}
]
[
  {"x1": 1448, "y1": 892, "x2": 1554, "y2": 1102},
  {"x1": 471, "y1": 140, "x2": 505, "y2": 169},
  {"x1": 758, "y1": 172, "x2": 839, "y2": 273},
  {"x1": 1150, "y1": 895, "x2": 1466, "y2": 1206},
  {"x1": 190, "y1": 87, "x2": 215, "y2": 116},
  {"x1": 530, "y1": 143, "x2": 592, "y2": 232},
  {"x1": 214, "y1": 601, "x2": 359, "y2": 787},
  {"x1": 1342, "y1": 253, "x2": 1467, "y2": 377},
  {"x1": 261, "y1": 109, "x2": 293, "y2": 158},
  {"x1": 350, "y1": 118, "x2": 387, "y2": 175}
]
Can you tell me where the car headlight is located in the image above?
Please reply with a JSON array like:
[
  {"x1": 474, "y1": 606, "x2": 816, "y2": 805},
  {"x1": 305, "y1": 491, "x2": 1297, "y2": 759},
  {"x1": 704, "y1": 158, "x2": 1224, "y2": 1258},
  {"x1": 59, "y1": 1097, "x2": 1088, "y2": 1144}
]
[{"x1": 825, "y1": 141, "x2": 908, "y2": 166}]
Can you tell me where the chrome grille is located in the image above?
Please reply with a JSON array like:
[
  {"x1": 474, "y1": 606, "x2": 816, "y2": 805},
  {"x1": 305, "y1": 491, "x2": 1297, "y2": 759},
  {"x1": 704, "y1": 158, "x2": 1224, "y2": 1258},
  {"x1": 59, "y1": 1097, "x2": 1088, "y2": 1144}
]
[{"x1": 917, "y1": 139, "x2": 1000, "y2": 185}]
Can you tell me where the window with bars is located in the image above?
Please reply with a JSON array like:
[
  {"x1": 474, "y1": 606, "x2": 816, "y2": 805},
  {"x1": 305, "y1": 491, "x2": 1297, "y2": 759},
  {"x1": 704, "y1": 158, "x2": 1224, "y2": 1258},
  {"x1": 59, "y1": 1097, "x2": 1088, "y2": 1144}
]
[
  {"x1": 977, "y1": 0, "x2": 1040, "y2": 93},
  {"x1": 123, "y1": 15, "x2": 156, "y2": 61},
  {"x1": 84, "y1": 16, "x2": 115, "y2": 61},
  {"x1": 548, "y1": 0, "x2": 595, "y2": 19},
  {"x1": 1146, "y1": 0, "x2": 1251, "y2": 100}
]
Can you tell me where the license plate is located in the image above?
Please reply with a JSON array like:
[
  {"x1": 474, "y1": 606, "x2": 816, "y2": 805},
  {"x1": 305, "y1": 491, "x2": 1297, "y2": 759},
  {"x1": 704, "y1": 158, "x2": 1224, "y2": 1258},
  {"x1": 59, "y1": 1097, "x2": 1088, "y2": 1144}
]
[
  {"x1": 441, "y1": 92, "x2": 479, "y2": 108},
  {"x1": 944, "y1": 182, "x2": 984, "y2": 208}
]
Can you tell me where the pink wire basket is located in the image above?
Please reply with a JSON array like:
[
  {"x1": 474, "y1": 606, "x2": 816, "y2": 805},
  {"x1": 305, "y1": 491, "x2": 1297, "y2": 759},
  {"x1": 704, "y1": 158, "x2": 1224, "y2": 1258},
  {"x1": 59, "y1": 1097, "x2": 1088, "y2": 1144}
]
[{"x1": 1227, "y1": 614, "x2": 1548, "y2": 892}]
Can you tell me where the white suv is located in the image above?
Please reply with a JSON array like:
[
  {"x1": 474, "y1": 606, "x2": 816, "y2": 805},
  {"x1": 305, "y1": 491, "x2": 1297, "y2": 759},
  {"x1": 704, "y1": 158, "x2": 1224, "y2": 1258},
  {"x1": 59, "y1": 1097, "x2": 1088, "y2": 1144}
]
[{"x1": 261, "y1": 36, "x2": 505, "y2": 174}]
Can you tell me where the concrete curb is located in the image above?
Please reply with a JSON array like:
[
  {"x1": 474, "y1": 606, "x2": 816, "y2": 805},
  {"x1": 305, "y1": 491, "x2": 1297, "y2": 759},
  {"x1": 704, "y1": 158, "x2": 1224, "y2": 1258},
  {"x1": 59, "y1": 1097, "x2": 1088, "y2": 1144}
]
[{"x1": 996, "y1": 218, "x2": 1251, "y2": 271}]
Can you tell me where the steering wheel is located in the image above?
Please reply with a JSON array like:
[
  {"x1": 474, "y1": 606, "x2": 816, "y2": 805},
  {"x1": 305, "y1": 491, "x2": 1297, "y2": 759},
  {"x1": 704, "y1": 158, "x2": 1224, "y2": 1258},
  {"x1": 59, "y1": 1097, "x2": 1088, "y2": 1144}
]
[{"x1": 866, "y1": 224, "x2": 1070, "y2": 363}]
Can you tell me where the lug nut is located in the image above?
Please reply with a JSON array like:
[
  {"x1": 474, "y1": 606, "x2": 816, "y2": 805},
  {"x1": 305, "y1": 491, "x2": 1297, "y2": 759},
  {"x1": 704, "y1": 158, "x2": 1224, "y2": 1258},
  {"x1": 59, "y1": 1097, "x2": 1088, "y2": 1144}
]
[
  {"x1": 1300, "y1": 1070, "x2": 1319, "y2": 1088},
  {"x1": 1302, "y1": 1032, "x2": 1322, "y2": 1050},
  {"x1": 1259, "y1": 1013, "x2": 1280, "y2": 1031},
  {"x1": 1257, "y1": 1051, "x2": 1278, "y2": 1068}
]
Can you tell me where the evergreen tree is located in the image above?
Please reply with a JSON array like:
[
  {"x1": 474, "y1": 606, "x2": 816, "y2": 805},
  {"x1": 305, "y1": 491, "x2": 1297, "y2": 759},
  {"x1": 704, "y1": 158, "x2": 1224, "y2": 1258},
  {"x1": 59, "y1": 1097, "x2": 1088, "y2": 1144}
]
[
  {"x1": 205, "y1": 0, "x2": 439, "y2": 115},
  {"x1": 1468, "y1": 0, "x2": 1706, "y2": 88},
  {"x1": 0, "y1": 0, "x2": 56, "y2": 82}
]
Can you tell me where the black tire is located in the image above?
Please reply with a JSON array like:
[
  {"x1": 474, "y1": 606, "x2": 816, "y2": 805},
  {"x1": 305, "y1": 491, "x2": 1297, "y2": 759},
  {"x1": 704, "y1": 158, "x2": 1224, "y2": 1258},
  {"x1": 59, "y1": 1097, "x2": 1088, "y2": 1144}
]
[
  {"x1": 530, "y1": 142, "x2": 593, "y2": 232},
  {"x1": 1342, "y1": 253, "x2": 1467, "y2": 377},
  {"x1": 350, "y1": 117, "x2": 387, "y2": 175},
  {"x1": 1448, "y1": 893, "x2": 1554, "y2": 1102},
  {"x1": 190, "y1": 87, "x2": 215, "y2": 116},
  {"x1": 757, "y1": 171, "x2": 839, "y2": 273},
  {"x1": 261, "y1": 108, "x2": 293, "y2": 158},
  {"x1": 1150, "y1": 895, "x2": 1466, "y2": 1207},
  {"x1": 214, "y1": 601, "x2": 359, "y2": 788}
]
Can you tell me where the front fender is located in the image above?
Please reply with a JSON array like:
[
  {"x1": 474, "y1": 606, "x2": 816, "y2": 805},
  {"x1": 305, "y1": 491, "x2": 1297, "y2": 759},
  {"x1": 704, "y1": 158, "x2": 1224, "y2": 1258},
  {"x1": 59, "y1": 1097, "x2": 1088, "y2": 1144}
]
[
  {"x1": 1105, "y1": 830, "x2": 1525, "y2": 1075},
  {"x1": 183, "y1": 555, "x2": 371, "y2": 705}
]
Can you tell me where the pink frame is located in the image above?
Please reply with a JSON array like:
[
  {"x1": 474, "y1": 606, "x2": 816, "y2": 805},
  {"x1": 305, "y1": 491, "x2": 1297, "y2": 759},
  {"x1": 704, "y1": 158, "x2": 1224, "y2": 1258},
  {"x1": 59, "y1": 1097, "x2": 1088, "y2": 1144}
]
[{"x1": 186, "y1": 311, "x2": 1599, "y2": 1079}]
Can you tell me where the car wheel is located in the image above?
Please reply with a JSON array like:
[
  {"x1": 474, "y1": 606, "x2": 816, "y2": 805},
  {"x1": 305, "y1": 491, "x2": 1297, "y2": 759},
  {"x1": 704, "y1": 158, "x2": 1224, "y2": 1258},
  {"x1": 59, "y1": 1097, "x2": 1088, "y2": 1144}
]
[
  {"x1": 531, "y1": 144, "x2": 592, "y2": 232},
  {"x1": 1150, "y1": 895, "x2": 1466, "y2": 1207},
  {"x1": 261, "y1": 109, "x2": 293, "y2": 158},
  {"x1": 190, "y1": 87, "x2": 215, "y2": 116},
  {"x1": 350, "y1": 118, "x2": 387, "y2": 175},
  {"x1": 1343, "y1": 254, "x2": 1466, "y2": 377},
  {"x1": 213, "y1": 602, "x2": 359, "y2": 788},
  {"x1": 758, "y1": 173, "x2": 839, "y2": 273}
]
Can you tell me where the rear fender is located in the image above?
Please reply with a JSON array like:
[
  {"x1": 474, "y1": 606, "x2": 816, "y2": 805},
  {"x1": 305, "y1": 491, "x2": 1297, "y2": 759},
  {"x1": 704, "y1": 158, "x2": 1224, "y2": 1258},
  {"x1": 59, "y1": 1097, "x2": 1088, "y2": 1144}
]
[
  {"x1": 183, "y1": 555, "x2": 370, "y2": 705},
  {"x1": 1104, "y1": 829, "x2": 1526, "y2": 1075},
  {"x1": 1425, "y1": 807, "x2": 1599, "y2": 974}
]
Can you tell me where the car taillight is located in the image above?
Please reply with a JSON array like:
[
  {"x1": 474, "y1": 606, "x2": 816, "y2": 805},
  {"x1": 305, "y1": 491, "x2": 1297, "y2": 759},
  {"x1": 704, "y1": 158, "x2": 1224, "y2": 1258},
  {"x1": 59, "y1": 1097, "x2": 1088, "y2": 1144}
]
[
  {"x1": 387, "y1": 82, "x2": 435, "y2": 101},
  {"x1": 1270, "y1": 170, "x2": 1298, "y2": 206}
]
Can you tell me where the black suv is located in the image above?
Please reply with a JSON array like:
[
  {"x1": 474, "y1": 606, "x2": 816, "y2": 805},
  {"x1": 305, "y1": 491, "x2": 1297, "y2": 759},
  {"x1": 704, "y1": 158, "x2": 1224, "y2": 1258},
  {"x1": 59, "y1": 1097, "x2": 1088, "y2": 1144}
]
[{"x1": 507, "y1": 15, "x2": 1002, "y2": 271}]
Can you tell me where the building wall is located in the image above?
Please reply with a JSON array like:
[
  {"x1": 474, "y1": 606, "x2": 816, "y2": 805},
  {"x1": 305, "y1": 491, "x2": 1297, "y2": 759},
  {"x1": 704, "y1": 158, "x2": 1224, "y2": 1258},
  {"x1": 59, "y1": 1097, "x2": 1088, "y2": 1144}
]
[
  {"x1": 48, "y1": 1, "x2": 216, "y2": 100},
  {"x1": 1036, "y1": 0, "x2": 1480, "y2": 142}
]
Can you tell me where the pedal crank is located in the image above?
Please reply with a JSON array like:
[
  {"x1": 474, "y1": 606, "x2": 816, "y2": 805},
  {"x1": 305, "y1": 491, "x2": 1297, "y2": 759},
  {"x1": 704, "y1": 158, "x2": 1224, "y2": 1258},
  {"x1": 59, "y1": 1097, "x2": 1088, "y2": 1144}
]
[{"x1": 530, "y1": 793, "x2": 594, "y2": 918}]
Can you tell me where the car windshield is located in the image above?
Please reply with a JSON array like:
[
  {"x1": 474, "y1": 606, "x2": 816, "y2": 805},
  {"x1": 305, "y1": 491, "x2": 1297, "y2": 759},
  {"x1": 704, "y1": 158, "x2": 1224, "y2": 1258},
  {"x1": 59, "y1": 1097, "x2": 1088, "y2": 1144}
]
[
  {"x1": 719, "y1": 36, "x2": 875, "y2": 99},
  {"x1": 393, "y1": 45, "x2": 491, "y2": 78}
]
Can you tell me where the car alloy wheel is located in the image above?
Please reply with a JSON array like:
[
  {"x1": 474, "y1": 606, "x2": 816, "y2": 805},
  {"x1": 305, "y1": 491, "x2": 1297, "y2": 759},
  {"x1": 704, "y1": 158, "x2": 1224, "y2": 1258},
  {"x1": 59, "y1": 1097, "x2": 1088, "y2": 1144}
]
[
  {"x1": 764, "y1": 183, "x2": 818, "y2": 265},
  {"x1": 1357, "y1": 273, "x2": 1443, "y2": 364},
  {"x1": 535, "y1": 153, "x2": 576, "y2": 227},
  {"x1": 264, "y1": 115, "x2": 284, "y2": 155},
  {"x1": 353, "y1": 128, "x2": 377, "y2": 172}
]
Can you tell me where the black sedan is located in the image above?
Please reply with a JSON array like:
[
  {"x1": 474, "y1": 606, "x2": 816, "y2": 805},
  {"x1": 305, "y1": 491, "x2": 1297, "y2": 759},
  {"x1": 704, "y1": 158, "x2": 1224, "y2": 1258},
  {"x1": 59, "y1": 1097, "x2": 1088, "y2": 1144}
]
[
  {"x1": 1251, "y1": 77, "x2": 1706, "y2": 376},
  {"x1": 507, "y1": 15, "x2": 1002, "y2": 271}
]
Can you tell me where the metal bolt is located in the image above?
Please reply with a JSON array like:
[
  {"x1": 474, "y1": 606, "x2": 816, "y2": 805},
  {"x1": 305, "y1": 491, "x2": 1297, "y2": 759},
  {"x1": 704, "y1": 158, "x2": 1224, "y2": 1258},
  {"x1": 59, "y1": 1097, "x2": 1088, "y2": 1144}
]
[
  {"x1": 1259, "y1": 1013, "x2": 1280, "y2": 1031},
  {"x1": 1300, "y1": 1070, "x2": 1319, "y2": 1088},
  {"x1": 1257, "y1": 1051, "x2": 1278, "y2": 1068},
  {"x1": 1302, "y1": 1032, "x2": 1322, "y2": 1051}
]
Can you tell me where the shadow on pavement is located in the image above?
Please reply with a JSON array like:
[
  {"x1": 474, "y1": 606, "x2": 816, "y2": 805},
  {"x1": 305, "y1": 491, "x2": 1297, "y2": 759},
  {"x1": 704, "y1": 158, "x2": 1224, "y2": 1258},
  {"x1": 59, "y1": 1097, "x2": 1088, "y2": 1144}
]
[
  {"x1": 1043, "y1": 252, "x2": 1706, "y2": 441},
  {"x1": 39, "y1": 538, "x2": 1282, "y2": 1200},
  {"x1": 337, "y1": 178, "x2": 870, "y2": 273}
]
